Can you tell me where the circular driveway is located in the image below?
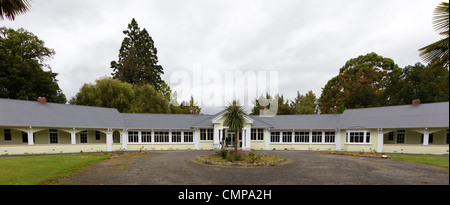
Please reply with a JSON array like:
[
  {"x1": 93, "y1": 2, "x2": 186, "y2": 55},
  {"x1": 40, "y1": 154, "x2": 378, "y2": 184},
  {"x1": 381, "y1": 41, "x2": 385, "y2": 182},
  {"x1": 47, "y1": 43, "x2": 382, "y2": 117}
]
[{"x1": 63, "y1": 150, "x2": 449, "y2": 185}]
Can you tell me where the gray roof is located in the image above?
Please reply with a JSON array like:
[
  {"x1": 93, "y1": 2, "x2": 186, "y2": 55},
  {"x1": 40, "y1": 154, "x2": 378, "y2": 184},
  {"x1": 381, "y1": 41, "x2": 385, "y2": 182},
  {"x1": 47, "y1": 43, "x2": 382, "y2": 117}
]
[
  {"x1": 338, "y1": 102, "x2": 449, "y2": 129},
  {"x1": 190, "y1": 111, "x2": 224, "y2": 128},
  {"x1": 190, "y1": 111, "x2": 274, "y2": 128},
  {"x1": 253, "y1": 114, "x2": 339, "y2": 130},
  {"x1": 1, "y1": 98, "x2": 448, "y2": 130},
  {"x1": 123, "y1": 113, "x2": 211, "y2": 129},
  {"x1": 0, "y1": 98, "x2": 125, "y2": 129},
  {"x1": 248, "y1": 116, "x2": 274, "y2": 128}
]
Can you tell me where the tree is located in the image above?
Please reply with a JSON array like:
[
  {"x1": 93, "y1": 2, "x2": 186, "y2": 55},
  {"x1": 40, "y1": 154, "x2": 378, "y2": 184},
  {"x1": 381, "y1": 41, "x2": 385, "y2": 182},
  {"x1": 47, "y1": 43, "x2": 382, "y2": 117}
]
[
  {"x1": 384, "y1": 62, "x2": 449, "y2": 105},
  {"x1": 0, "y1": 27, "x2": 66, "y2": 103},
  {"x1": 290, "y1": 90, "x2": 317, "y2": 114},
  {"x1": 223, "y1": 100, "x2": 246, "y2": 153},
  {"x1": 0, "y1": 0, "x2": 31, "y2": 20},
  {"x1": 276, "y1": 94, "x2": 292, "y2": 115},
  {"x1": 319, "y1": 52, "x2": 397, "y2": 113},
  {"x1": 69, "y1": 78, "x2": 135, "y2": 112},
  {"x1": 250, "y1": 93, "x2": 273, "y2": 115},
  {"x1": 111, "y1": 18, "x2": 164, "y2": 90},
  {"x1": 250, "y1": 93, "x2": 291, "y2": 115},
  {"x1": 418, "y1": 2, "x2": 449, "y2": 70},
  {"x1": 131, "y1": 84, "x2": 170, "y2": 113},
  {"x1": 69, "y1": 77, "x2": 170, "y2": 113},
  {"x1": 185, "y1": 95, "x2": 201, "y2": 114}
]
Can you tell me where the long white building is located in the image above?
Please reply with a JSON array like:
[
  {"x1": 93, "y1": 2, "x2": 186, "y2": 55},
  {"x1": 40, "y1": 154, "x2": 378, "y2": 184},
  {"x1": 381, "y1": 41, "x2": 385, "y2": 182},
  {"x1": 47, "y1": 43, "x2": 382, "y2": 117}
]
[{"x1": 0, "y1": 98, "x2": 448, "y2": 155}]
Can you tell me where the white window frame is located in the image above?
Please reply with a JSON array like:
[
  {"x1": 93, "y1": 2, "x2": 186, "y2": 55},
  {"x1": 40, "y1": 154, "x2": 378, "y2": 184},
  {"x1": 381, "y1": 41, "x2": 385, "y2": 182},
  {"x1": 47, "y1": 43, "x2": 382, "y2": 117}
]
[
  {"x1": 79, "y1": 130, "x2": 88, "y2": 144},
  {"x1": 251, "y1": 128, "x2": 265, "y2": 141},
  {"x1": 257, "y1": 128, "x2": 264, "y2": 141},
  {"x1": 49, "y1": 129, "x2": 59, "y2": 144},
  {"x1": 294, "y1": 131, "x2": 309, "y2": 143},
  {"x1": 311, "y1": 131, "x2": 322, "y2": 143},
  {"x1": 200, "y1": 129, "x2": 213, "y2": 141},
  {"x1": 184, "y1": 131, "x2": 194, "y2": 143},
  {"x1": 345, "y1": 130, "x2": 371, "y2": 144},
  {"x1": 154, "y1": 131, "x2": 169, "y2": 143},
  {"x1": 396, "y1": 130, "x2": 406, "y2": 144},
  {"x1": 128, "y1": 131, "x2": 139, "y2": 143},
  {"x1": 282, "y1": 132, "x2": 292, "y2": 143},
  {"x1": 270, "y1": 130, "x2": 336, "y2": 144},
  {"x1": 251, "y1": 129, "x2": 257, "y2": 141},
  {"x1": 172, "y1": 132, "x2": 182, "y2": 143},
  {"x1": 324, "y1": 131, "x2": 335, "y2": 143},
  {"x1": 141, "y1": 131, "x2": 152, "y2": 143},
  {"x1": 270, "y1": 132, "x2": 280, "y2": 143}
]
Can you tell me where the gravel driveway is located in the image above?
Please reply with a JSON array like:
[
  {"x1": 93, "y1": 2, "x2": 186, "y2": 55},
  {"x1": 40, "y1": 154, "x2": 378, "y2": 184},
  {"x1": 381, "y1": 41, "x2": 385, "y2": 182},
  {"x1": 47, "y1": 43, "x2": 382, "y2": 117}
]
[{"x1": 62, "y1": 150, "x2": 449, "y2": 185}]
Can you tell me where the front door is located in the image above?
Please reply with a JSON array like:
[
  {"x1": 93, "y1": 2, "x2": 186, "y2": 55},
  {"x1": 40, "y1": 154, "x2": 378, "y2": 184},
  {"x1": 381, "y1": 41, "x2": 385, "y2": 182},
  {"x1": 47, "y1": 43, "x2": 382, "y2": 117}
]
[{"x1": 226, "y1": 132, "x2": 235, "y2": 147}]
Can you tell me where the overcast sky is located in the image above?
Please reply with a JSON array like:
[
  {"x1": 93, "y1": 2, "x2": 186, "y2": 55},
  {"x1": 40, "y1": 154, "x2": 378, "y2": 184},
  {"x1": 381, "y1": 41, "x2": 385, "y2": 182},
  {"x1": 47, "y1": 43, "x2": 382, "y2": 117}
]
[{"x1": 2, "y1": 0, "x2": 444, "y2": 114}]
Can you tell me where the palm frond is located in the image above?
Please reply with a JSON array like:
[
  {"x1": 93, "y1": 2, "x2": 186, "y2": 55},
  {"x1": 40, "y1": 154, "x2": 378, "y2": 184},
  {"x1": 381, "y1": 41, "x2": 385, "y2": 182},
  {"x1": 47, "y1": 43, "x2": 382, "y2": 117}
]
[
  {"x1": 432, "y1": 2, "x2": 449, "y2": 34},
  {"x1": 0, "y1": 0, "x2": 32, "y2": 20},
  {"x1": 419, "y1": 2, "x2": 449, "y2": 69}
]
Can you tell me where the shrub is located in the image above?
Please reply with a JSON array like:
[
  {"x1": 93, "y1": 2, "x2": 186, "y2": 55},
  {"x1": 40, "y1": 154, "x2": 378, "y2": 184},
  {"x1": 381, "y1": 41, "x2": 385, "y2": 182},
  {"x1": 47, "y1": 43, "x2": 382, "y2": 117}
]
[
  {"x1": 217, "y1": 149, "x2": 229, "y2": 159},
  {"x1": 225, "y1": 150, "x2": 242, "y2": 162},
  {"x1": 248, "y1": 152, "x2": 262, "y2": 163}
]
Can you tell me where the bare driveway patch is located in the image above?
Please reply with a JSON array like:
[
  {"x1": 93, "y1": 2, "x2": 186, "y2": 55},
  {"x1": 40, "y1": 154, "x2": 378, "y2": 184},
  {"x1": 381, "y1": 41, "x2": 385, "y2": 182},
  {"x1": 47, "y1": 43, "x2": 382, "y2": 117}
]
[{"x1": 61, "y1": 150, "x2": 449, "y2": 185}]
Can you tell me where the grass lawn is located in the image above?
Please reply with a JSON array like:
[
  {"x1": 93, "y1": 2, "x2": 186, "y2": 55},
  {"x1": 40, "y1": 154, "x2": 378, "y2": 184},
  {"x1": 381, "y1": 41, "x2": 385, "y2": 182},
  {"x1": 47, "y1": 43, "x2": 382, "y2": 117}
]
[
  {"x1": 0, "y1": 154, "x2": 109, "y2": 185},
  {"x1": 390, "y1": 154, "x2": 449, "y2": 168}
]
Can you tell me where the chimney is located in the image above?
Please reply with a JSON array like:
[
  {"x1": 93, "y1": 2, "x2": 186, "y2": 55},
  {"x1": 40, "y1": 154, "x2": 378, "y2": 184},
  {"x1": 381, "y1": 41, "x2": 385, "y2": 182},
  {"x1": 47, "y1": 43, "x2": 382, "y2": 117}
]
[
  {"x1": 412, "y1": 99, "x2": 420, "y2": 105},
  {"x1": 333, "y1": 106, "x2": 337, "y2": 114},
  {"x1": 37, "y1": 97, "x2": 47, "y2": 103}
]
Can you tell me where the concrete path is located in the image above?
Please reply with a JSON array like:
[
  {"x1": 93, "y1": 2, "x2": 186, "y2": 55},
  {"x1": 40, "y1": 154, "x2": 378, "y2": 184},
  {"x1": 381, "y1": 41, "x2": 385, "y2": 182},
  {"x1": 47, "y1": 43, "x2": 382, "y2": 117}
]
[{"x1": 62, "y1": 150, "x2": 449, "y2": 185}]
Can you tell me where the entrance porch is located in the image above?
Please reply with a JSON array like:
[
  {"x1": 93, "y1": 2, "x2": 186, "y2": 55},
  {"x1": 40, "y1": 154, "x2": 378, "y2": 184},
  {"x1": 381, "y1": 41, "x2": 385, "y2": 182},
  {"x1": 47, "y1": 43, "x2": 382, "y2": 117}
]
[
  {"x1": 0, "y1": 126, "x2": 123, "y2": 155},
  {"x1": 381, "y1": 128, "x2": 449, "y2": 155}
]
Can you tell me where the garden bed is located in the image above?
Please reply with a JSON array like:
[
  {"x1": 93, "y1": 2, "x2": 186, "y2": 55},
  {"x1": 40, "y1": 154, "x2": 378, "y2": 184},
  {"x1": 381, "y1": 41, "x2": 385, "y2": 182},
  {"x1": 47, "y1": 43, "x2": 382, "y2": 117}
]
[{"x1": 196, "y1": 150, "x2": 285, "y2": 167}]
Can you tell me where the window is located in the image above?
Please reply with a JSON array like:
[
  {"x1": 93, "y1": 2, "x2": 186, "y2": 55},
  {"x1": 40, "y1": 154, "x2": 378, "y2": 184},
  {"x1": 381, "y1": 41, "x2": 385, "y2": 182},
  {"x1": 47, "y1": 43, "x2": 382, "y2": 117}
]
[
  {"x1": 22, "y1": 132, "x2": 28, "y2": 143},
  {"x1": 95, "y1": 131, "x2": 101, "y2": 141},
  {"x1": 184, "y1": 132, "x2": 193, "y2": 143},
  {"x1": 325, "y1": 132, "x2": 335, "y2": 143},
  {"x1": 388, "y1": 132, "x2": 394, "y2": 141},
  {"x1": 251, "y1": 129, "x2": 264, "y2": 141},
  {"x1": 141, "y1": 131, "x2": 151, "y2": 143},
  {"x1": 295, "y1": 132, "x2": 309, "y2": 143},
  {"x1": 4, "y1": 129, "x2": 11, "y2": 141},
  {"x1": 257, "y1": 129, "x2": 264, "y2": 140},
  {"x1": 270, "y1": 132, "x2": 280, "y2": 143},
  {"x1": 172, "y1": 132, "x2": 182, "y2": 143},
  {"x1": 251, "y1": 129, "x2": 257, "y2": 140},
  {"x1": 200, "y1": 129, "x2": 213, "y2": 141},
  {"x1": 80, "y1": 131, "x2": 88, "y2": 143},
  {"x1": 282, "y1": 132, "x2": 292, "y2": 143},
  {"x1": 49, "y1": 129, "x2": 58, "y2": 144},
  {"x1": 128, "y1": 131, "x2": 139, "y2": 143},
  {"x1": 312, "y1": 132, "x2": 322, "y2": 143},
  {"x1": 155, "y1": 132, "x2": 169, "y2": 143},
  {"x1": 396, "y1": 130, "x2": 405, "y2": 144},
  {"x1": 346, "y1": 131, "x2": 371, "y2": 144}
]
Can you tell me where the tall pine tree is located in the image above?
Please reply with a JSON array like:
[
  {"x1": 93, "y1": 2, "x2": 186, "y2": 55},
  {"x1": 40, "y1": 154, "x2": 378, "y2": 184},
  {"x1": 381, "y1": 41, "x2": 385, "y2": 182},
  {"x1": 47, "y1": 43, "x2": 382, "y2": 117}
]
[{"x1": 111, "y1": 18, "x2": 164, "y2": 90}]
